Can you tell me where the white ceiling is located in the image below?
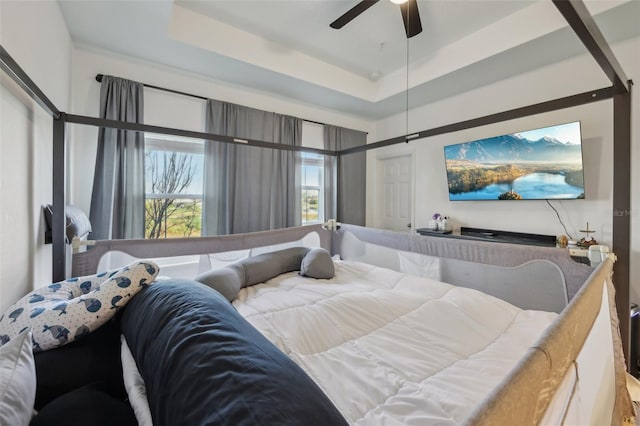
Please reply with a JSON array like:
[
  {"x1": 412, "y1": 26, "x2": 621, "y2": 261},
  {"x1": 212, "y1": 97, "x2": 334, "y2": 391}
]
[
  {"x1": 58, "y1": 0, "x2": 639, "y2": 120},
  {"x1": 175, "y1": 0, "x2": 532, "y2": 78}
]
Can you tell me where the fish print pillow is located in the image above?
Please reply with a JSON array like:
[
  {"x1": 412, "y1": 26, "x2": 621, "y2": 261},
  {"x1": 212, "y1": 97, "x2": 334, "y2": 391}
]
[{"x1": 0, "y1": 260, "x2": 159, "y2": 352}]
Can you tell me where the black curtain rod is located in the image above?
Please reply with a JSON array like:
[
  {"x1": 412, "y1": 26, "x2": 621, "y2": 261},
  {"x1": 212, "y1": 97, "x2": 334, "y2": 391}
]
[
  {"x1": 96, "y1": 73, "x2": 208, "y2": 101},
  {"x1": 96, "y1": 74, "x2": 330, "y2": 128}
]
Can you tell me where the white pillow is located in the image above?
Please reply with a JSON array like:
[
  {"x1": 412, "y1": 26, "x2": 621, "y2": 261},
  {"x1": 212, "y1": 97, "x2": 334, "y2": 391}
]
[
  {"x1": 121, "y1": 335, "x2": 153, "y2": 426},
  {"x1": 0, "y1": 329, "x2": 36, "y2": 426}
]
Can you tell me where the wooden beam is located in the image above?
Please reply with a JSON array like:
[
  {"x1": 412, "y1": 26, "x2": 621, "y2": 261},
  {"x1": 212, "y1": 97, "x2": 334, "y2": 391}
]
[
  {"x1": 63, "y1": 114, "x2": 336, "y2": 157},
  {"x1": 340, "y1": 86, "x2": 613, "y2": 155},
  {"x1": 552, "y1": 0, "x2": 629, "y2": 92},
  {"x1": 612, "y1": 82, "x2": 632, "y2": 365},
  {"x1": 52, "y1": 115, "x2": 66, "y2": 282}
]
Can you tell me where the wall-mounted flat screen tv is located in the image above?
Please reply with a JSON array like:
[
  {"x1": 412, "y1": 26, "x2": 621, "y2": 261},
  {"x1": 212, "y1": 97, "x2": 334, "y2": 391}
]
[{"x1": 444, "y1": 121, "x2": 585, "y2": 201}]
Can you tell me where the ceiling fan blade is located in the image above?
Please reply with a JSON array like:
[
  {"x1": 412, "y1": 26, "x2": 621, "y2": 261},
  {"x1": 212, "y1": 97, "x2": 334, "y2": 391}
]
[
  {"x1": 400, "y1": 0, "x2": 422, "y2": 38},
  {"x1": 330, "y1": 0, "x2": 380, "y2": 29}
]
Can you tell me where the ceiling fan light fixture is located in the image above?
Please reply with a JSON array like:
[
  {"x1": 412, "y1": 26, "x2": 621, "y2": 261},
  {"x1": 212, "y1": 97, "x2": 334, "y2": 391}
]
[{"x1": 330, "y1": 0, "x2": 421, "y2": 38}]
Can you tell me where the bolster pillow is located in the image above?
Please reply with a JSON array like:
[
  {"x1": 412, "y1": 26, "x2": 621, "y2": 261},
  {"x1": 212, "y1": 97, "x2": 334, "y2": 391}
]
[
  {"x1": 121, "y1": 280, "x2": 347, "y2": 426},
  {"x1": 194, "y1": 247, "x2": 334, "y2": 301}
]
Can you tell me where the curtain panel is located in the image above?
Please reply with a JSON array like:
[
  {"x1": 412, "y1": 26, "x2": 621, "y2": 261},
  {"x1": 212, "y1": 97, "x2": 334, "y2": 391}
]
[
  {"x1": 323, "y1": 125, "x2": 366, "y2": 226},
  {"x1": 89, "y1": 76, "x2": 145, "y2": 240},
  {"x1": 203, "y1": 100, "x2": 302, "y2": 235}
]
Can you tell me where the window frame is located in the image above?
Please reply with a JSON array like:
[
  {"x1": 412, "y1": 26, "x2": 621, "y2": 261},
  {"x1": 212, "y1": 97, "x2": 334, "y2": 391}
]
[
  {"x1": 300, "y1": 152, "x2": 324, "y2": 225},
  {"x1": 144, "y1": 134, "x2": 205, "y2": 238}
]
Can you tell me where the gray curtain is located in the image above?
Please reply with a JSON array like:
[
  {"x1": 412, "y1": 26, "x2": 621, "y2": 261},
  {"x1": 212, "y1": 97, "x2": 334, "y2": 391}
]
[
  {"x1": 89, "y1": 76, "x2": 145, "y2": 240},
  {"x1": 324, "y1": 125, "x2": 366, "y2": 226},
  {"x1": 202, "y1": 99, "x2": 301, "y2": 235}
]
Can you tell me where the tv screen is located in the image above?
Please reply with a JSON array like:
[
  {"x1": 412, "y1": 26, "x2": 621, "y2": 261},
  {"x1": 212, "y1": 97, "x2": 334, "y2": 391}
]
[{"x1": 444, "y1": 121, "x2": 585, "y2": 201}]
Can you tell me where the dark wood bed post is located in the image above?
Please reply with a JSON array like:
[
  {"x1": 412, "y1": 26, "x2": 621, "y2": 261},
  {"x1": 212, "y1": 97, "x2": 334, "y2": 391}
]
[
  {"x1": 52, "y1": 116, "x2": 66, "y2": 282},
  {"x1": 613, "y1": 84, "x2": 632, "y2": 366},
  {"x1": 553, "y1": 0, "x2": 633, "y2": 365}
]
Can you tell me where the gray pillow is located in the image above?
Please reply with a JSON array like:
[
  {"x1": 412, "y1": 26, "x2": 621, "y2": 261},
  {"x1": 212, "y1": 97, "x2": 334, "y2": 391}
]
[
  {"x1": 300, "y1": 248, "x2": 334, "y2": 279},
  {"x1": 193, "y1": 267, "x2": 244, "y2": 303},
  {"x1": 194, "y1": 247, "x2": 312, "y2": 301},
  {"x1": 242, "y1": 247, "x2": 309, "y2": 285}
]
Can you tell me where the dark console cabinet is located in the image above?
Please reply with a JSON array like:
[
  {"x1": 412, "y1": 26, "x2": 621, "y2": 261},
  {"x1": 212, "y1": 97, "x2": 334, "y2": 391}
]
[{"x1": 416, "y1": 227, "x2": 557, "y2": 248}]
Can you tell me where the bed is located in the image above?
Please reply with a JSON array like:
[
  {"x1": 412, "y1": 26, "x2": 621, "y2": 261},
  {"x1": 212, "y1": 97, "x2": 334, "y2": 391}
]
[
  {"x1": 68, "y1": 224, "x2": 633, "y2": 425},
  {"x1": 0, "y1": 224, "x2": 633, "y2": 424}
]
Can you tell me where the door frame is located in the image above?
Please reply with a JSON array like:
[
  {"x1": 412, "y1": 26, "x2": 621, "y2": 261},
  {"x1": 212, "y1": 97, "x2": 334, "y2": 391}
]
[{"x1": 373, "y1": 148, "x2": 416, "y2": 233}]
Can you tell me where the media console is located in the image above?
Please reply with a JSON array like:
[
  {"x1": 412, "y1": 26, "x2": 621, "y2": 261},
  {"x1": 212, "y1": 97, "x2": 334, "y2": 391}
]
[{"x1": 416, "y1": 226, "x2": 557, "y2": 248}]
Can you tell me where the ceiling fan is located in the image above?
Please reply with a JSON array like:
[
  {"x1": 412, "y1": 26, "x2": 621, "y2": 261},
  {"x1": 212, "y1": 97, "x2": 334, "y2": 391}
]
[{"x1": 330, "y1": 0, "x2": 422, "y2": 38}]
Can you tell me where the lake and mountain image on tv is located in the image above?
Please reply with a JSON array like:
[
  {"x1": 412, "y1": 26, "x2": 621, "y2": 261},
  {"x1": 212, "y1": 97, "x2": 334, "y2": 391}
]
[{"x1": 444, "y1": 121, "x2": 585, "y2": 201}]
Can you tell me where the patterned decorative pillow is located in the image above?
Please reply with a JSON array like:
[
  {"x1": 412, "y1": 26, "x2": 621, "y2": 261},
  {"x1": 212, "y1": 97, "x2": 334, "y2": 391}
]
[{"x1": 0, "y1": 261, "x2": 159, "y2": 353}]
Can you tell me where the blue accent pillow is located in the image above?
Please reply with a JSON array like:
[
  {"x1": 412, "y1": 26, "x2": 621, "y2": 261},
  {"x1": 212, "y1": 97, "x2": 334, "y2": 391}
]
[{"x1": 121, "y1": 279, "x2": 347, "y2": 426}]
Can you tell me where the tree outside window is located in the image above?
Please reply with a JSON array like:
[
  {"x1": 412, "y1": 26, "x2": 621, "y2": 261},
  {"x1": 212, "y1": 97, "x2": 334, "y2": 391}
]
[{"x1": 144, "y1": 136, "x2": 204, "y2": 238}]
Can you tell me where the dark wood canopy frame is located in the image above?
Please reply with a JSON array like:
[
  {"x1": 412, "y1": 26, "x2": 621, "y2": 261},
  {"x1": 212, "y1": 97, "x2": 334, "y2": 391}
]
[{"x1": 0, "y1": 0, "x2": 633, "y2": 362}]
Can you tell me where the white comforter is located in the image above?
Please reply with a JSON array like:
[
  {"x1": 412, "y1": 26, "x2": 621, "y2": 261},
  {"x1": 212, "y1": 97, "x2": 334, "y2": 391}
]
[{"x1": 234, "y1": 260, "x2": 557, "y2": 425}]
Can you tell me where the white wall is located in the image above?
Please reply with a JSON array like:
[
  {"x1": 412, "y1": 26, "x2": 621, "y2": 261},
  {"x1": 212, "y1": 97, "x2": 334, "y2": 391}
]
[
  {"x1": 367, "y1": 36, "x2": 640, "y2": 302},
  {"x1": 0, "y1": 0, "x2": 72, "y2": 311},
  {"x1": 68, "y1": 46, "x2": 374, "y2": 215}
]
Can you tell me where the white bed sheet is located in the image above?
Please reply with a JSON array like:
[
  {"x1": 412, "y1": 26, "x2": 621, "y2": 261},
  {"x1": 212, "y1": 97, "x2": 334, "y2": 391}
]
[{"x1": 234, "y1": 260, "x2": 558, "y2": 425}]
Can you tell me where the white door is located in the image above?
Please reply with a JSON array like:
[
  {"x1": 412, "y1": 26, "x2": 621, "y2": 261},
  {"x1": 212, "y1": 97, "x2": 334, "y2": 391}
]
[{"x1": 377, "y1": 155, "x2": 412, "y2": 232}]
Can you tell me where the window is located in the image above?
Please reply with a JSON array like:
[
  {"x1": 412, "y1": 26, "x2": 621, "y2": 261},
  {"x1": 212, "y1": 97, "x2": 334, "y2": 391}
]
[
  {"x1": 300, "y1": 121, "x2": 326, "y2": 225},
  {"x1": 144, "y1": 134, "x2": 204, "y2": 238},
  {"x1": 301, "y1": 152, "x2": 324, "y2": 224}
]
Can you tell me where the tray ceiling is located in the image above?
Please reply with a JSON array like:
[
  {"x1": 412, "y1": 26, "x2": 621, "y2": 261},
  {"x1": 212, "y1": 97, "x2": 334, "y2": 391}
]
[{"x1": 58, "y1": 0, "x2": 639, "y2": 119}]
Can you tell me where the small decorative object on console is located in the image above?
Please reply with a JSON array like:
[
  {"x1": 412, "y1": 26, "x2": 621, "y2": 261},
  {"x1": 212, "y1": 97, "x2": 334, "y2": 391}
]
[
  {"x1": 577, "y1": 222, "x2": 597, "y2": 248},
  {"x1": 420, "y1": 214, "x2": 453, "y2": 235},
  {"x1": 429, "y1": 213, "x2": 441, "y2": 230},
  {"x1": 557, "y1": 235, "x2": 569, "y2": 248},
  {"x1": 439, "y1": 216, "x2": 451, "y2": 232},
  {"x1": 429, "y1": 213, "x2": 452, "y2": 232}
]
